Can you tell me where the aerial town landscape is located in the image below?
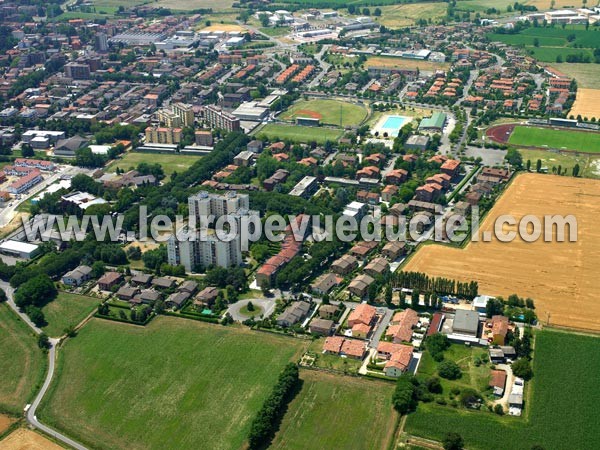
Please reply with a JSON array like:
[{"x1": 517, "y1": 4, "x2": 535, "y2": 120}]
[{"x1": 0, "y1": 0, "x2": 599, "y2": 449}]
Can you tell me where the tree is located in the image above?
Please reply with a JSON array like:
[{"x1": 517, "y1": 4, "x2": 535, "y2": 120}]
[
  {"x1": 21, "y1": 143, "x2": 34, "y2": 158},
  {"x1": 247, "y1": 301, "x2": 255, "y2": 312},
  {"x1": 572, "y1": 163, "x2": 580, "y2": 177},
  {"x1": 392, "y1": 374, "x2": 417, "y2": 414},
  {"x1": 512, "y1": 358, "x2": 533, "y2": 380},
  {"x1": 494, "y1": 404, "x2": 504, "y2": 415},
  {"x1": 533, "y1": 38, "x2": 540, "y2": 47},
  {"x1": 526, "y1": 159, "x2": 531, "y2": 171},
  {"x1": 443, "y1": 432, "x2": 464, "y2": 450},
  {"x1": 348, "y1": 5, "x2": 356, "y2": 14},
  {"x1": 426, "y1": 333, "x2": 451, "y2": 361},
  {"x1": 14, "y1": 275, "x2": 57, "y2": 309},
  {"x1": 486, "y1": 298, "x2": 504, "y2": 318},
  {"x1": 426, "y1": 376, "x2": 443, "y2": 394},
  {"x1": 0, "y1": 288, "x2": 6, "y2": 303},
  {"x1": 505, "y1": 148, "x2": 523, "y2": 168},
  {"x1": 374, "y1": 7, "x2": 382, "y2": 16},
  {"x1": 38, "y1": 332, "x2": 50, "y2": 349},
  {"x1": 536, "y1": 159, "x2": 542, "y2": 173},
  {"x1": 259, "y1": 13, "x2": 269, "y2": 28},
  {"x1": 438, "y1": 360, "x2": 462, "y2": 380},
  {"x1": 26, "y1": 306, "x2": 46, "y2": 327}
]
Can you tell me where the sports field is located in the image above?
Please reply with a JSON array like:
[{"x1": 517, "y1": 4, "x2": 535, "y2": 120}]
[
  {"x1": 404, "y1": 173, "x2": 600, "y2": 332},
  {"x1": 280, "y1": 99, "x2": 368, "y2": 127},
  {"x1": 508, "y1": 126, "x2": 600, "y2": 153},
  {"x1": 256, "y1": 123, "x2": 342, "y2": 144},
  {"x1": 41, "y1": 292, "x2": 98, "y2": 337},
  {"x1": 569, "y1": 88, "x2": 600, "y2": 121},
  {"x1": 0, "y1": 304, "x2": 46, "y2": 414},
  {"x1": 405, "y1": 329, "x2": 600, "y2": 450},
  {"x1": 365, "y1": 56, "x2": 450, "y2": 72},
  {"x1": 270, "y1": 370, "x2": 397, "y2": 450},
  {"x1": 39, "y1": 317, "x2": 307, "y2": 450},
  {"x1": 107, "y1": 151, "x2": 203, "y2": 176}
]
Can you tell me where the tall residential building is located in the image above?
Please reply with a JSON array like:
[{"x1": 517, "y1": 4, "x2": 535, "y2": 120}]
[
  {"x1": 95, "y1": 33, "x2": 108, "y2": 52},
  {"x1": 168, "y1": 191, "x2": 257, "y2": 272},
  {"x1": 157, "y1": 109, "x2": 181, "y2": 128},
  {"x1": 172, "y1": 102, "x2": 195, "y2": 127},
  {"x1": 64, "y1": 62, "x2": 91, "y2": 80},
  {"x1": 145, "y1": 126, "x2": 182, "y2": 144},
  {"x1": 203, "y1": 105, "x2": 241, "y2": 132}
]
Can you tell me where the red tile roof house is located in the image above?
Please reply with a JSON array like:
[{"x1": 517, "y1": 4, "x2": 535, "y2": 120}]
[
  {"x1": 386, "y1": 308, "x2": 419, "y2": 343},
  {"x1": 426, "y1": 173, "x2": 452, "y2": 190},
  {"x1": 356, "y1": 166, "x2": 380, "y2": 180},
  {"x1": 385, "y1": 169, "x2": 409, "y2": 185},
  {"x1": 97, "y1": 271, "x2": 123, "y2": 291},
  {"x1": 348, "y1": 303, "x2": 377, "y2": 328},
  {"x1": 377, "y1": 342, "x2": 414, "y2": 377},
  {"x1": 323, "y1": 336, "x2": 367, "y2": 359},
  {"x1": 381, "y1": 185, "x2": 398, "y2": 203},
  {"x1": 440, "y1": 159, "x2": 461, "y2": 178},
  {"x1": 415, "y1": 183, "x2": 442, "y2": 202}
]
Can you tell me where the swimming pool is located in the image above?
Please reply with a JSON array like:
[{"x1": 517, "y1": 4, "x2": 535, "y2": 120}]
[{"x1": 382, "y1": 116, "x2": 408, "y2": 129}]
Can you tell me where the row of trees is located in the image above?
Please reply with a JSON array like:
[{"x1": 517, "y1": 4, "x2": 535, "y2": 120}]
[
  {"x1": 248, "y1": 363, "x2": 300, "y2": 448},
  {"x1": 391, "y1": 271, "x2": 479, "y2": 299}
]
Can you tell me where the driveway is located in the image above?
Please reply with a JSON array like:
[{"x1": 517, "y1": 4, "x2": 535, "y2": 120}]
[{"x1": 227, "y1": 298, "x2": 276, "y2": 321}]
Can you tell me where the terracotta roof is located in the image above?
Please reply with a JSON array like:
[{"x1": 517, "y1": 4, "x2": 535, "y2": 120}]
[
  {"x1": 348, "y1": 303, "x2": 376, "y2": 326},
  {"x1": 323, "y1": 336, "x2": 344, "y2": 353}
]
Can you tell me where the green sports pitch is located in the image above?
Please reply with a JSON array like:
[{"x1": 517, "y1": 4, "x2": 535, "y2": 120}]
[{"x1": 509, "y1": 126, "x2": 600, "y2": 153}]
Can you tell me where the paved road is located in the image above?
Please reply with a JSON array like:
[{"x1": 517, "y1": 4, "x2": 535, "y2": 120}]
[
  {"x1": 369, "y1": 307, "x2": 394, "y2": 349},
  {"x1": 0, "y1": 281, "x2": 88, "y2": 450}
]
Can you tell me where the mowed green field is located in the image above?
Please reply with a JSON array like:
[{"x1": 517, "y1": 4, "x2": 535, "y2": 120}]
[
  {"x1": 280, "y1": 99, "x2": 368, "y2": 127},
  {"x1": 256, "y1": 123, "x2": 342, "y2": 144},
  {"x1": 509, "y1": 126, "x2": 600, "y2": 153},
  {"x1": 405, "y1": 329, "x2": 600, "y2": 449},
  {"x1": 107, "y1": 151, "x2": 203, "y2": 176},
  {"x1": 487, "y1": 26, "x2": 600, "y2": 62},
  {"x1": 41, "y1": 292, "x2": 98, "y2": 337},
  {"x1": 39, "y1": 317, "x2": 307, "y2": 450},
  {"x1": 0, "y1": 304, "x2": 46, "y2": 414},
  {"x1": 270, "y1": 370, "x2": 397, "y2": 450},
  {"x1": 549, "y1": 63, "x2": 600, "y2": 89},
  {"x1": 518, "y1": 148, "x2": 597, "y2": 177}
]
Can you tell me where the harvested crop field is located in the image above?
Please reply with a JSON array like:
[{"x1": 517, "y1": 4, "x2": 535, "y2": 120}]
[
  {"x1": 569, "y1": 88, "x2": 600, "y2": 120},
  {"x1": 0, "y1": 428, "x2": 64, "y2": 450},
  {"x1": 404, "y1": 173, "x2": 600, "y2": 332}
]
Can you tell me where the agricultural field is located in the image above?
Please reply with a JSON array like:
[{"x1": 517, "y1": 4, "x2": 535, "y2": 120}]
[
  {"x1": 456, "y1": 0, "x2": 576, "y2": 13},
  {"x1": 38, "y1": 317, "x2": 307, "y2": 450},
  {"x1": 404, "y1": 173, "x2": 600, "y2": 332},
  {"x1": 41, "y1": 292, "x2": 98, "y2": 337},
  {"x1": 508, "y1": 126, "x2": 600, "y2": 153},
  {"x1": 568, "y1": 88, "x2": 600, "y2": 120},
  {"x1": 518, "y1": 148, "x2": 599, "y2": 178},
  {"x1": 405, "y1": 330, "x2": 600, "y2": 450},
  {"x1": 280, "y1": 99, "x2": 368, "y2": 127},
  {"x1": 365, "y1": 56, "x2": 450, "y2": 72},
  {"x1": 486, "y1": 26, "x2": 600, "y2": 63},
  {"x1": 255, "y1": 123, "x2": 342, "y2": 144},
  {"x1": 549, "y1": 63, "x2": 600, "y2": 89},
  {"x1": 270, "y1": 370, "x2": 397, "y2": 450},
  {"x1": 373, "y1": 3, "x2": 447, "y2": 28},
  {"x1": 0, "y1": 304, "x2": 46, "y2": 414},
  {"x1": 0, "y1": 428, "x2": 64, "y2": 450},
  {"x1": 107, "y1": 151, "x2": 203, "y2": 177}
]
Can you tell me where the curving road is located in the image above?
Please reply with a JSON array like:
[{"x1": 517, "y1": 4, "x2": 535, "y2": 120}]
[
  {"x1": 226, "y1": 298, "x2": 276, "y2": 322},
  {"x1": 0, "y1": 280, "x2": 88, "y2": 450}
]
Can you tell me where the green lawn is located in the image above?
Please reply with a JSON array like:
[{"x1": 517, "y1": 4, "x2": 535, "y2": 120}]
[
  {"x1": 487, "y1": 25, "x2": 600, "y2": 62},
  {"x1": 405, "y1": 329, "x2": 600, "y2": 450},
  {"x1": 259, "y1": 26, "x2": 290, "y2": 37},
  {"x1": 39, "y1": 317, "x2": 307, "y2": 450},
  {"x1": 280, "y1": 99, "x2": 368, "y2": 127},
  {"x1": 270, "y1": 370, "x2": 397, "y2": 450},
  {"x1": 107, "y1": 151, "x2": 204, "y2": 177},
  {"x1": 0, "y1": 304, "x2": 47, "y2": 415},
  {"x1": 239, "y1": 303, "x2": 264, "y2": 317},
  {"x1": 509, "y1": 126, "x2": 600, "y2": 153},
  {"x1": 41, "y1": 292, "x2": 99, "y2": 337},
  {"x1": 255, "y1": 124, "x2": 343, "y2": 144},
  {"x1": 549, "y1": 63, "x2": 600, "y2": 89},
  {"x1": 305, "y1": 339, "x2": 363, "y2": 374},
  {"x1": 416, "y1": 344, "x2": 491, "y2": 393}
]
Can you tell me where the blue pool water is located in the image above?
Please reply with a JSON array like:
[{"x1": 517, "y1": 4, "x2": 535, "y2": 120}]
[{"x1": 382, "y1": 115, "x2": 409, "y2": 132}]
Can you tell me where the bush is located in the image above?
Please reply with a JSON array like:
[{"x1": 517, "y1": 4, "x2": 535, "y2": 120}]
[
  {"x1": 443, "y1": 432, "x2": 464, "y2": 450},
  {"x1": 426, "y1": 376, "x2": 443, "y2": 394},
  {"x1": 459, "y1": 388, "x2": 482, "y2": 408},
  {"x1": 438, "y1": 360, "x2": 462, "y2": 380},
  {"x1": 494, "y1": 403, "x2": 504, "y2": 415},
  {"x1": 426, "y1": 333, "x2": 451, "y2": 361},
  {"x1": 435, "y1": 396, "x2": 447, "y2": 405}
]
